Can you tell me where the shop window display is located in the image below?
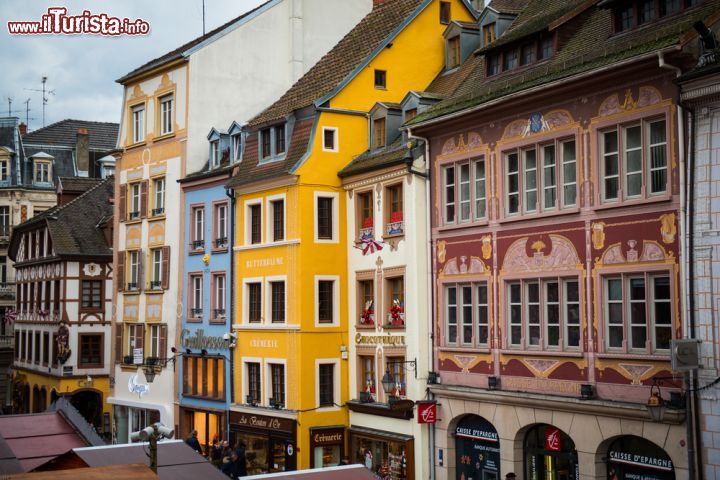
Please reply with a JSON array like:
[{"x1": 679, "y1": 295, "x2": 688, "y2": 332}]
[{"x1": 354, "y1": 436, "x2": 408, "y2": 480}]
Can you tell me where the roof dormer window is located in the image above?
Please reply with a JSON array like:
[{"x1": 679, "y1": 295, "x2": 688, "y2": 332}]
[
  {"x1": 483, "y1": 23, "x2": 496, "y2": 45},
  {"x1": 211, "y1": 140, "x2": 220, "y2": 168},
  {"x1": 503, "y1": 49, "x2": 518, "y2": 71},
  {"x1": 232, "y1": 134, "x2": 242, "y2": 163},
  {"x1": 259, "y1": 123, "x2": 287, "y2": 163},
  {"x1": 612, "y1": 0, "x2": 700, "y2": 34},
  {"x1": 448, "y1": 36, "x2": 461, "y2": 68},
  {"x1": 374, "y1": 118, "x2": 386, "y2": 149}
]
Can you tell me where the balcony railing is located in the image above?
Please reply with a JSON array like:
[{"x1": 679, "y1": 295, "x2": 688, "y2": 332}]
[
  {"x1": 0, "y1": 225, "x2": 12, "y2": 241},
  {"x1": 0, "y1": 282, "x2": 15, "y2": 300},
  {"x1": 191, "y1": 240, "x2": 204, "y2": 250},
  {"x1": 215, "y1": 237, "x2": 228, "y2": 248},
  {"x1": 126, "y1": 282, "x2": 138, "y2": 291},
  {"x1": 213, "y1": 308, "x2": 226, "y2": 318},
  {"x1": 149, "y1": 280, "x2": 162, "y2": 290},
  {"x1": 128, "y1": 211, "x2": 140, "y2": 220},
  {"x1": 191, "y1": 308, "x2": 203, "y2": 318},
  {"x1": 0, "y1": 335, "x2": 14, "y2": 349},
  {"x1": 358, "y1": 227, "x2": 374, "y2": 241},
  {"x1": 386, "y1": 221, "x2": 404, "y2": 236},
  {"x1": 152, "y1": 207, "x2": 165, "y2": 216}
]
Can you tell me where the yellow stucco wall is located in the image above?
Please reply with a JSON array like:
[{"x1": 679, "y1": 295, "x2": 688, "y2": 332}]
[{"x1": 232, "y1": 0, "x2": 474, "y2": 469}]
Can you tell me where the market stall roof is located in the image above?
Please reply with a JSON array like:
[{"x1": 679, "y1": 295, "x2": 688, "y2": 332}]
[
  {"x1": 45, "y1": 440, "x2": 226, "y2": 480},
  {"x1": 12, "y1": 463, "x2": 158, "y2": 480},
  {"x1": 249, "y1": 464, "x2": 377, "y2": 480}
]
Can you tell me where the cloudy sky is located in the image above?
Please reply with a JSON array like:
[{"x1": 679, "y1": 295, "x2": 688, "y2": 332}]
[{"x1": 1, "y1": 0, "x2": 267, "y2": 131}]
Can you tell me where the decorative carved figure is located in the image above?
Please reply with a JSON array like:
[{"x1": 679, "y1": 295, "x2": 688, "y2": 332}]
[
  {"x1": 591, "y1": 222, "x2": 606, "y2": 250},
  {"x1": 660, "y1": 213, "x2": 677, "y2": 244},
  {"x1": 481, "y1": 235, "x2": 492, "y2": 260}
]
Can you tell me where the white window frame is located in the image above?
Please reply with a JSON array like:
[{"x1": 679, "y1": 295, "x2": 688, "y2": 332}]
[
  {"x1": 214, "y1": 273, "x2": 227, "y2": 315},
  {"x1": 314, "y1": 275, "x2": 340, "y2": 327},
  {"x1": 232, "y1": 134, "x2": 242, "y2": 163},
  {"x1": 265, "y1": 276, "x2": 288, "y2": 324},
  {"x1": 600, "y1": 116, "x2": 669, "y2": 204},
  {"x1": 153, "y1": 177, "x2": 165, "y2": 214},
  {"x1": 242, "y1": 277, "x2": 263, "y2": 324},
  {"x1": 128, "y1": 250, "x2": 139, "y2": 287},
  {"x1": 0, "y1": 159, "x2": 8, "y2": 181},
  {"x1": 505, "y1": 277, "x2": 582, "y2": 351},
  {"x1": 216, "y1": 203, "x2": 228, "y2": 244},
  {"x1": 211, "y1": 140, "x2": 220, "y2": 168},
  {"x1": 315, "y1": 358, "x2": 340, "y2": 411},
  {"x1": 151, "y1": 248, "x2": 162, "y2": 286},
  {"x1": 321, "y1": 127, "x2": 339, "y2": 152},
  {"x1": 191, "y1": 274, "x2": 203, "y2": 317},
  {"x1": 34, "y1": 161, "x2": 51, "y2": 184},
  {"x1": 264, "y1": 359, "x2": 287, "y2": 408},
  {"x1": 242, "y1": 357, "x2": 263, "y2": 404},
  {"x1": 130, "y1": 183, "x2": 141, "y2": 218},
  {"x1": 159, "y1": 94, "x2": 173, "y2": 136},
  {"x1": 602, "y1": 272, "x2": 673, "y2": 354},
  {"x1": 132, "y1": 104, "x2": 145, "y2": 144},
  {"x1": 149, "y1": 324, "x2": 162, "y2": 358},
  {"x1": 266, "y1": 194, "x2": 286, "y2": 243},
  {"x1": 244, "y1": 199, "x2": 263, "y2": 246},
  {"x1": 313, "y1": 191, "x2": 339, "y2": 243},
  {"x1": 444, "y1": 282, "x2": 490, "y2": 348},
  {"x1": 193, "y1": 206, "x2": 205, "y2": 243}
]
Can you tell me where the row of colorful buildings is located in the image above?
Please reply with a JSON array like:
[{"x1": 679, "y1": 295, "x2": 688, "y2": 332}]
[{"x1": 8, "y1": 0, "x2": 720, "y2": 478}]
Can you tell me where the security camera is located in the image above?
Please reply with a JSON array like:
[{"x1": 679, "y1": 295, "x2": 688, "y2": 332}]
[
  {"x1": 130, "y1": 426, "x2": 154, "y2": 442},
  {"x1": 223, "y1": 332, "x2": 231, "y2": 341},
  {"x1": 155, "y1": 423, "x2": 175, "y2": 439}
]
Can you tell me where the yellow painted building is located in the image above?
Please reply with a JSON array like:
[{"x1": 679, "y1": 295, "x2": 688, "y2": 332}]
[{"x1": 226, "y1": 0, "x2": 475, "y2": 474}]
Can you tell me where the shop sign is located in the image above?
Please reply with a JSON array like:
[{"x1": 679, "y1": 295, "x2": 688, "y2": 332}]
[
  {"x1": 133, "y1": 347, "x2": 144, "y2": 365},
  {"x1": 389, "y1": 399, "x2": 414, "y2": 411},
  {"x1": 311, "y1": 428, "x2": 344, "y2": 446},
  {"x1": 182, "y1": 328, "x2": 227, "y2": 350},
  {"x1": 545, "y1": 427, "x2": 561, "y2": 452},
  {"x1": 230, "y1": 411, "x2": 295, "y2": 434},
  {"x1": 456, "y1": 415, "x2": 500, "y2": 479},
  {"x1": 609, "y1": 450, "x2": 673, "y2": 471},
  {"x1": 417, "y1": 401, "x2": 437, "y2": 424},
  {"x1": 354, "y1": 332, "x2": 405, "y2": 346},
  {"x1": 246, "y1": 257, "x2": 283, "y2": 268}
]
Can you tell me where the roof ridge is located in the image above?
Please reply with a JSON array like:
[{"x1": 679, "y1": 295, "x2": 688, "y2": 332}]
[{"x1": 46, "y1": 175, "x2": 113, "y2": 220}]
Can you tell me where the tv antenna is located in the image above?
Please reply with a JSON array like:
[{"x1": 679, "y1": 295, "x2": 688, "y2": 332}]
[
  {"x1": 24, "y1": 76, "x2": 55, "y2": 127},
  {"x1": 5, "y1": 98, "x2": 34, "y2": 128}
]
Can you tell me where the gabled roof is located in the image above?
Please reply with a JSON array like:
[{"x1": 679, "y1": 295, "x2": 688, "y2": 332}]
[
  {"x1": 338, "y1": 137, "x2": 408, "y2": 177},
  {"x1": 248, "y1": 0, "x2": 428, "y2": 127},
  {"x1": 22, "y1": 119, "x2": 119, "y2": 151},
  {"x1": 487, "y1": 0, "x2": 529, "y2": 14},
  {"x1": 9, "y1": 176, "x2": 114, "y2": 260},
  {"x1": 116, "y1": 0, "x2": 275, "y2": 83},
  {"x1": 409, "y1": 0, "x2": 720, "y2": 127}
]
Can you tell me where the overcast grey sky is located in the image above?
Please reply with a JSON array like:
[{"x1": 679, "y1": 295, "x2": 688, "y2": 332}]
[{"x1": 1, "y1": 0, "x2": 267, "y2": 131}]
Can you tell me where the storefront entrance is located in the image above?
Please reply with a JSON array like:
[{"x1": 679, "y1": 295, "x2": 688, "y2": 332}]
[
  {"x1": 607, "y1": 435, "x2": 674, "y2": 480},
  {"x1": 181, "y1": 407, "x2": 224, "y2": 457},
  {"x1": 229, "y1": 410, "x2": 297, "y2": 475},
  {"x1": 310, "y1": 426, "x2": 345, "y2": 468},
  {"x1": 349, "y1": 426, "x2": 413, "y2": 480},
  {"x1": 455, "y1": 415, "x2": 500, "y2": 480},
  {"x1": 524, "y1": 424, "x2": 578, "y2": 480}
]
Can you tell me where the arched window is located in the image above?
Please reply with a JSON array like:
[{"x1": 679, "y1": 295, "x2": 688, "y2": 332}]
[
  {"x1": 607, "y1": 435, "x2": 674, "y2": 480},
  {"x1": 524, "y1": 424, "x2": 578, "y2": 480},
  {"x1": 455, "y1": 415, "x2": 500, "y2": 479}
]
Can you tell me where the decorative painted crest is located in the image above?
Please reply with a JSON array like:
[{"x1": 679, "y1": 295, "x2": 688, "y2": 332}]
[
  {"x1": 599, "y1": 86, "x2": 663, "y2": 117},
  {"x1": 439, "y1": 132, "x2": 483, "y2": 158},
  {"x1": 83, "y1": 263, "x2": 101, "y2": 277},
  {"x1": 503, "y1": 235, "x2": 581, "y2": 274},
  {"x1": 660, "y1": 213, "x2": 676, "y2": 244},
  {"x1": 481, "y1": 235, "x2": 492, "y2": 260},
  {"x1": 441, "y1": 256, "x2": 485, "y2": 276},
  {"x1": 591, "y1": 222, "x2": 606, "y2": 250}
]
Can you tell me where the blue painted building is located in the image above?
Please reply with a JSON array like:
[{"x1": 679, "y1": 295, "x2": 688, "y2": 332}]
[{"x1": 178, "y1": 127, "x2": 236, "y2": 453}]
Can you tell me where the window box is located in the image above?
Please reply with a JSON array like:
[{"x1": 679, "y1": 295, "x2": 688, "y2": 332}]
[
  {"x1": 145, "y1": 356, "x2": 159, "y2": 366},
  {"x1": 360, "y1": 309, "x2": 375, "y2": 326},
  {"x1": 386, "y1": 302, "x2": 405, "y2": 327},
  {"x1": 215, "y1": 237, "x2": 228, "y2": 248},
  {"x1": 152, "y1": 207, "x2": 164, "y2": 216},
  {"x1": 385, "y1": 220, "x2": 404, "y2": 236},
  {"x1": 359, "y1": 391, "x2": 375, "y2": 403},
  {"x1": 123, "y1": 355, "x2": 134, "y2": 365},
  {"x1": 359, "y1": 227, "x2": 374, "y2": 241}
]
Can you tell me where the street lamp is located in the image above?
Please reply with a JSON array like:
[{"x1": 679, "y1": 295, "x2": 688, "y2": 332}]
[
  {"x1": 647, "y1": 383, "x2": 666, "y2": 422},
  {"x1": 381, "y1": 370, "x2": 395, "y2": 395}
]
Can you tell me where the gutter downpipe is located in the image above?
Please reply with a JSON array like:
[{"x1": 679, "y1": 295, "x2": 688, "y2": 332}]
[
  {"x1": 407, "y1": 126, "x2": 434, "y2": 480},
  {"x1": 225, "y1": 185, "x2": 236, "y2": 434},
  {"x1": 658, "y1": 50, "x2": 699, "y2": 480}
]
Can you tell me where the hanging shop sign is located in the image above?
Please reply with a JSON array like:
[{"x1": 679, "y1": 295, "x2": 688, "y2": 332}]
[
  {"x1": 416, "y1": 401, "x2": 437, "y2": 424},
  {"x1": 545, "y1": 427, "x2": 562, "y2": 452}
]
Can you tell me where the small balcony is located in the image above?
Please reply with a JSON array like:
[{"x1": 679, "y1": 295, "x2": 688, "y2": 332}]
[
  {"x1": 149, "y1": 280, "x2": 163, "y2": 291},
  {"x1": 0, "y1": 282, "x2": 15, "y2": 301},
  {"x1": 386, "y1": 221, "x2": 404, "y2": 236},
  {"x1": 190, "y1": 240, "x2": 204, "y2": 251},
  {"x1": 126, "y1": 282, "x2": 138, "y2": 291},
  {"x1": 190, "y1": 308, "x2": 203, "y2": 318},
  {"x1": 128, "y1": 211, "x2": 140, "y2": 221},
  {"x1": 358, "y1": 227, "x2": 374, "y2": 242},
  {"x1": 213, "y1": 308, "x2": 226, "y2": 318},
  {"x1": 151, "y1": 207, "x2": 165, "y2": 216},
  {"x1": 215, "y1": 237, "x2": 228, "y2": 248},
  {"x1": 0, "y1": 335, "x2": 14, "y2": 349}
]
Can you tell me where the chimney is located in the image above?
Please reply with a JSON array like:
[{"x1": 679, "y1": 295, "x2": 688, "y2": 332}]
[
  {"x1": 19, "y1": 122, "x2": 27, "y2": 136},
  {"x1": 76, "y1": 127, "x2": 89, "y2": 176}
]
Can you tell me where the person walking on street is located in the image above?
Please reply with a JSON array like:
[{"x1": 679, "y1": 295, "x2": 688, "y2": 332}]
[{"x1": 186, "y1": 430, "x2": 202, "y2": 454}]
